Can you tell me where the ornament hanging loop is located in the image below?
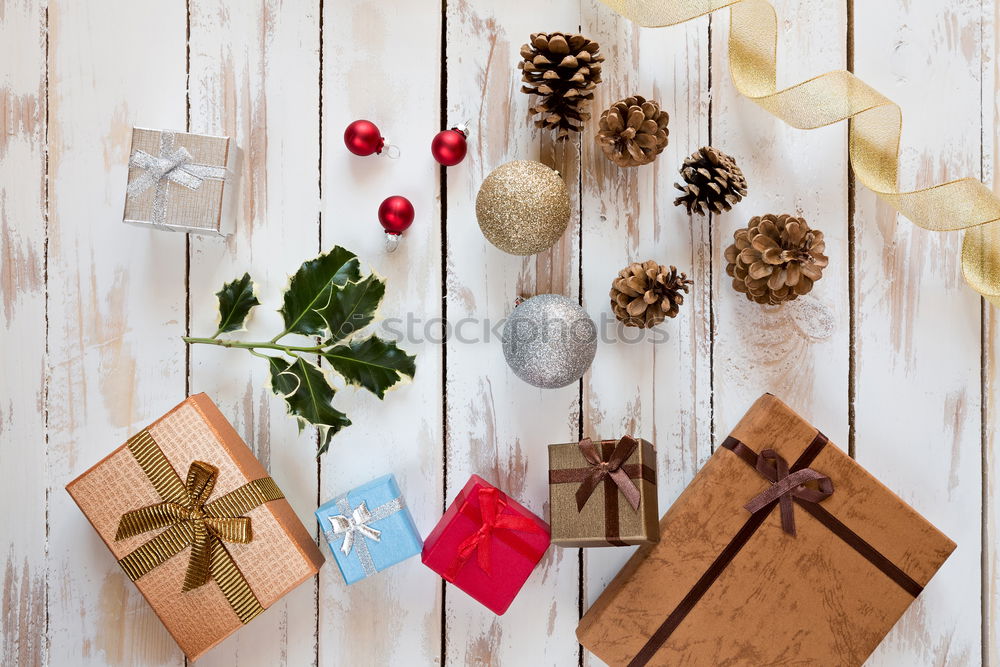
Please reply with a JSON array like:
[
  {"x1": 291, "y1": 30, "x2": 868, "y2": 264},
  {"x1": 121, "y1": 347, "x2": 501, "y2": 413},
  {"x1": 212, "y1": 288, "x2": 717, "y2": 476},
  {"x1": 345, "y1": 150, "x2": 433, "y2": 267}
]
[{"x1": 384, "y1": 143, "x2": 401, "y2": 159}]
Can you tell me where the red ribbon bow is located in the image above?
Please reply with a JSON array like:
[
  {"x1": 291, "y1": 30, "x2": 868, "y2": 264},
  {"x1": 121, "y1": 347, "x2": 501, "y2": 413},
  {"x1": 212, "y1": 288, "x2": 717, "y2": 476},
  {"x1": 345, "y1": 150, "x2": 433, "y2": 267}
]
[
  {"x1": 449, "y1": 486, "x2": 543, "y2": 579},
  {"x1": 574, "y1": 436, "x2": 642, "y2": 512},
  {"x1": 743, "y1": 449, "x2": 834, "y2": 536}
]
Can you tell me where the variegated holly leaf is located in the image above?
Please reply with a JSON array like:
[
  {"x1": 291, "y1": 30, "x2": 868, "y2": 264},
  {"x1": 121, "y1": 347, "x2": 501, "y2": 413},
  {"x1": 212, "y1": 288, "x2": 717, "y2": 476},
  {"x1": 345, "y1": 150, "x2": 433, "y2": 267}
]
[
  {"x1": 279, "y1": 247, "x2": 361, "y2": 337},
  {"x1": 266, "y1": 355, "x2": 351, "y2": 455},
  {"x1": 322, "y1": 336, "x2": 416, "y2": 399},
  {"x1": 215, "y1": 273, "x2": 260, "y2": 335},
  {"x1": 317, "y1": 273, "x2": 386, "y2": 343}
]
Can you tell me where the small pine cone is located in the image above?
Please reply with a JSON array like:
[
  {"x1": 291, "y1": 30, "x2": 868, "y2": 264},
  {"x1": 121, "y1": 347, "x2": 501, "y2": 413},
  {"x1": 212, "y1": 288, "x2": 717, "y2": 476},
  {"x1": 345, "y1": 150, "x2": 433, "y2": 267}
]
[
  {"x1": 724, "y1": 213, "x2": 829, "y2": 305},
  {"x1": 595, "y1": 96, "x2": 670, "y2": 167},
  {"x1": 518, "y1": 32, "x2": 604, "y2": 140},
  {"x1": 610, "y1": 260, "x2": 693, "y2": 328},
  {"x1": 673, "y1": 146, "x2": 748, "y2": 216}
]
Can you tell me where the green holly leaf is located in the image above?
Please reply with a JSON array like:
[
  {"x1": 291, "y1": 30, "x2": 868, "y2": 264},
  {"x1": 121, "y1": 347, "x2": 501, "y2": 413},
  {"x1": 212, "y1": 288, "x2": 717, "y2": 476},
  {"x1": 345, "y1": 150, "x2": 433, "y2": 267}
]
[
  {"x1": 266, "y1": 355, "x2": 351, "y2": 455},
  {"x1": 322, "y1": 336, "x2": 416, "y2": 399},
  {"x1": 279, "y1": 247, "x2": 361, "y2": 337},
  {"x1": 214, "y1": 273, "x2": 260, "y2": 335},
  {"x1": 317, "y1": 273, "x2": 386, "y2": 343}
]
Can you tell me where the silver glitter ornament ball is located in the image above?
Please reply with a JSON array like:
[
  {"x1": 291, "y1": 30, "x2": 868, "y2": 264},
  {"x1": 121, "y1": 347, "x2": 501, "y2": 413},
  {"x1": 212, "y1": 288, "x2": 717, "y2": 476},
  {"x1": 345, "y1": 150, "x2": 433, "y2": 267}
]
[
  {"x1": 502, "y1": 294, "x2": 597, "y2": 389},
  {"x1": 476, "y1": 160, "x2": 571, "y2": 255}
]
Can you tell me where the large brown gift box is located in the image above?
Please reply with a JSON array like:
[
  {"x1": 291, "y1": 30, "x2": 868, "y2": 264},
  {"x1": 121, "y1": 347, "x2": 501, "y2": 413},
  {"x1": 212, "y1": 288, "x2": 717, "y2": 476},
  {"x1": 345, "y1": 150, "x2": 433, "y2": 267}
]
[
  {"x1": 66, "y1": 394, "x2": 324, "y2": 661},
  {"x1": 548, "y1": 437, "x2": 658, "y2": 547},
  {"x1": 577, "y1": 394, "x2": 956, "y2": 667}
]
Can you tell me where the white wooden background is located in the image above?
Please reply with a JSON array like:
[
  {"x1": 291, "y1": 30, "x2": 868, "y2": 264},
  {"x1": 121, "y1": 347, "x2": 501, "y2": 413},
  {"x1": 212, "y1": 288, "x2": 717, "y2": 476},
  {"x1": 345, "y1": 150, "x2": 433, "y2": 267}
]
[{"x1": 1, "y1": 0, "x2": 997, "y2": 665}]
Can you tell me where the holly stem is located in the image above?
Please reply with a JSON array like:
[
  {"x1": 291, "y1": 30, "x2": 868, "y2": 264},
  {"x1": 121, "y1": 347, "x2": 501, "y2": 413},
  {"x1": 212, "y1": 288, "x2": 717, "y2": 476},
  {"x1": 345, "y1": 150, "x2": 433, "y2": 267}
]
[{"x1": 182, "y1": 336, "x2": 327, "y2": 354}]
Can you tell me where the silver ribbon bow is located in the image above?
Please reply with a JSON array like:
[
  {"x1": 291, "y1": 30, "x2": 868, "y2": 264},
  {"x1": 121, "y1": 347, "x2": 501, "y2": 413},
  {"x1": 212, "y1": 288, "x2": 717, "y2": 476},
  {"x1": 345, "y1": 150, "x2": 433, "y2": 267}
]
[
  {"x1": 126, "y1": 130, "x2": 227, "y2": 225},
  {"x1": 326, "y1": 494, "x2": 405, "y2": 577}
]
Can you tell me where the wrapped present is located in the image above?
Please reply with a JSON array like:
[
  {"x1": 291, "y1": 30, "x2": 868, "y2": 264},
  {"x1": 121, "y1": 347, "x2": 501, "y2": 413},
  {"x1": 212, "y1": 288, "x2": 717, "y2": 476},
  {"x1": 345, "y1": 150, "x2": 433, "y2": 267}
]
[
  {"x1": 316, "y1": 474, "x2": 422, "y2": 584},
  {"x1": 122, "y1": 127, "x2": 238, "y2": 236},
  {"x1": 577, "y1": 394, "x2": 956, "y2": 667},
  {"x1": 548, "y1": 436, "x2": 659, "y2": 547},
  {"x1": 65, "y1": 394, "x2": 324, "y2": 661},
  {"x1": 421, "y1": 474, "x2": 550, "y2": 615}
]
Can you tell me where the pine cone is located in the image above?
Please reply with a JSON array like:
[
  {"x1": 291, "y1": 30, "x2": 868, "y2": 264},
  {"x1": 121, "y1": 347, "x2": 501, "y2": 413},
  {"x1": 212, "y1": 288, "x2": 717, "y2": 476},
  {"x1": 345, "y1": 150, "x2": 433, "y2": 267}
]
[
  {"x1": 596, "y1": 96, "x2": 669, "y2": 167},
  {"x1": 518, "y1": 32, "x2": 604, "y2": 140},
  {"x1": 610, "y1": 260, "x2": 693, "y2": 328},
  {"x1": 724, "y1": 214, "x2": 829, "y2": 305},
  {"x1": 673, "y1": 146, "x2": 747, "y2": 215}
]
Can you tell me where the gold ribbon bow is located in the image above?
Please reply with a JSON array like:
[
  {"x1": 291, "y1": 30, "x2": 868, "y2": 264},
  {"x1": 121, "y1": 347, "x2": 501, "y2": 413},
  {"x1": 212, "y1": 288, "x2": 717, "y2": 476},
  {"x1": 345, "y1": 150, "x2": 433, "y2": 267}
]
[
  {"x1": 599, "y1": 0, "x2": 1000, "y2": 305},
  {"x1": 113, "y1": 430, "x2": 285, "y2": 623}
]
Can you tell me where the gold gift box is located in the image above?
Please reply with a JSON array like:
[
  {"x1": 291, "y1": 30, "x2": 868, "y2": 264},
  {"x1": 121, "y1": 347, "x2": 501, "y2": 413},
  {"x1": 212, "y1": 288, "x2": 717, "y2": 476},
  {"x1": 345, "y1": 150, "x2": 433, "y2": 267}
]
[
  {"x1": 548, "y1": 437, "x2": 659, "y2": 547},
  {"x1": 66, "y1": 394, "x2": 323, "y2": 661}
]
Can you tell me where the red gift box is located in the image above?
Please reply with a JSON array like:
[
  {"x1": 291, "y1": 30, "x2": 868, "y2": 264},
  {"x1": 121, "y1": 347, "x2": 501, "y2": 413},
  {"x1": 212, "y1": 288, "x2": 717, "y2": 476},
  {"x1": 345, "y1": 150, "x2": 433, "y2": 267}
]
[{"x1": 422, "y1": 474, "x2": 550, "y2": 614}]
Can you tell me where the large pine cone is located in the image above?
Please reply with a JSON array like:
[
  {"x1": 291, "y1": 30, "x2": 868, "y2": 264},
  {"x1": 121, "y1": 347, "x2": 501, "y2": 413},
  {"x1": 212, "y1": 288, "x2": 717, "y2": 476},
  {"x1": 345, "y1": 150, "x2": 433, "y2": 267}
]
[
  {"x1": 673, "y1": 146, "x2": 747, "y2": 215},
  {"x1": 518, "y1": 32, "x2": 604, "y2": 140},
  {"x1": 596, "y1": 96, "x2": 669, "y2": 167},
  {"x1": 610, "y1": 260, "x2": 693, "y2": 328},
  {"x1": 724, "y1": 214, "x2": 829, "y2": 305}
]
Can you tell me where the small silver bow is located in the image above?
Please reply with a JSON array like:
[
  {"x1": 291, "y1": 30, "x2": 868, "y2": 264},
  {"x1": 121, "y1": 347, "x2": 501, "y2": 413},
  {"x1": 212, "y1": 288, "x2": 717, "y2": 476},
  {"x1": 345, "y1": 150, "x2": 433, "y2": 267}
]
[
  {"x1": 126, "y1": 130, "x2": 227, "y2": 225},
  {"x1": 326, "y1": 494, "x2": 405, "y2": 577},
  {"x1": 330, "y1": 502, "x2": 382, "y2": 556}
]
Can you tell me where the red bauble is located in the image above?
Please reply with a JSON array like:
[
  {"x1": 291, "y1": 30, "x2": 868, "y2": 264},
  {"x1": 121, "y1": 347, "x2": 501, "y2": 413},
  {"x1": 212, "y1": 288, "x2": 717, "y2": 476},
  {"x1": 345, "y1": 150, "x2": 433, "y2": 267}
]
[
  {"x1": 344, "y1": 119, "x2": 385, "y2": 156},
  {"x1": 378, "y1": 196, "x2": 415, "y2": 235},
  {"x1": 431, "y1": 127, "x2": 468, "y2": 166}
]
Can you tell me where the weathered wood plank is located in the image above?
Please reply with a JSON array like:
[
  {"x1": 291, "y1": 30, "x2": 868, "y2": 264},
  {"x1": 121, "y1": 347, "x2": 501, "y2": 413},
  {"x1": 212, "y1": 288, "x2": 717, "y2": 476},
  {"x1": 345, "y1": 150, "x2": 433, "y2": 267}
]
[
  {"x1": 443, "y1": 0, "x2": 582, "y2": 663},
  {"x1": 578, "y1": 0, "x2": 712, "y2": 626},
  {"x1": 0, "y1": 0, "x2": 48, "y2": 664},
  {"x1": 187, "y1": 2, "x2": 321, "y2": 665},
  {"x1": 853, "y1": 1, "x2": 984, "y2": 664},
  {"x1": 711, "y1": 0, "x2": 850, "y2": 444},
  {"x1": 982, "y1": 0, "x2": 998, "y2": 664},
  {"x1": 44, "y1": 2, "x2": 188, "y2": 665},
  {"x1": 317, "y1": 1, "x2": 443, "y2": 664}
]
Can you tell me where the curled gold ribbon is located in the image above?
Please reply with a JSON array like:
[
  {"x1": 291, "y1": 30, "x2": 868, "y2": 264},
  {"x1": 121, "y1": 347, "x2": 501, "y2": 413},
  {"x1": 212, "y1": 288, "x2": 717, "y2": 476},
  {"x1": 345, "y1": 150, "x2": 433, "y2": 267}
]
[
  {"x1": 599, "y1": 0, "x2": 1000, "y2": 305},
  {"x1": 114, "y1": 430, "x2": 284, "y2": 623}
]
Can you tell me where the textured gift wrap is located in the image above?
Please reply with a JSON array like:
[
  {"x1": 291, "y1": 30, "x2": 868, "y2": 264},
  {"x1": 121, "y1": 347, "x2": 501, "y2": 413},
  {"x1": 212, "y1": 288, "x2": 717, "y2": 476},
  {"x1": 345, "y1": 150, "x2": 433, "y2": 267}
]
[
  {"x1": 65, "y1": 394, "x2": 324, "y2": 661},
  {"x1": 316, "y1": 474, "x2": 422, "y2": 584},
  {"x1": 577, "y1": 394, "x2": 956, "y2": 667},
  {"x1": 548, "y1": 436, "x2": 658, "y2": 547},
  {"x1": 123, "y1": 127, "x2": 238, "y2": 236},
  {"x1": 422, "y1": 474, "x2": 550, "y2": 615}
]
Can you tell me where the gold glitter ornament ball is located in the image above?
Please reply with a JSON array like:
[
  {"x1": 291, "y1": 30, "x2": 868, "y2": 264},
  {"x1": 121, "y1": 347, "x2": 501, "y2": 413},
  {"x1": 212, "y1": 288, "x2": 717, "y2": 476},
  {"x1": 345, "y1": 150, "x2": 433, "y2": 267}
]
[{"x1": 476, "y1": 160, "x2": 571, "y2": 255}]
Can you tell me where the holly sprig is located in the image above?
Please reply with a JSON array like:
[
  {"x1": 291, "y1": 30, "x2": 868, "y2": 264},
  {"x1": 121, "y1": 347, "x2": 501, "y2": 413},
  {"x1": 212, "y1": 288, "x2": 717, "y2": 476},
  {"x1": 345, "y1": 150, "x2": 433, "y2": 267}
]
[{"x1": 183, "y1": 246, "x2": 416, "y2": 455}]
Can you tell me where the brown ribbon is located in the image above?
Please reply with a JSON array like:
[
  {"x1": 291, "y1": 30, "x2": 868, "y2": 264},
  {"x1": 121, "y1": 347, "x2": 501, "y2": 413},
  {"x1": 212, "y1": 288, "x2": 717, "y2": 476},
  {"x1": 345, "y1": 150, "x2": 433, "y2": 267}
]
[
  {"x1": 743, "y1": 449, "x2": 833, "y2": 536},
  {"x1": 574, "y1": 437, "x2": 642, "y2": 511},
  {"x1": 628, "y1": 433, "x2": 923, "y2": 667}
]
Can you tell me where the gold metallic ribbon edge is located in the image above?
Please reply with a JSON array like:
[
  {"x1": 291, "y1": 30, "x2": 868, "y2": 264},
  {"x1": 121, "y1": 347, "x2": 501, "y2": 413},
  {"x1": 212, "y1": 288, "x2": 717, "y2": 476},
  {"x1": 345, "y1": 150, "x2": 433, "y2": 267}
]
[
  {"x1": 599, "y1": 0, "x2": 1000, "y2": 304},
  {"x1": 119, "y1": 430, "x2": 278, "y2": 624}
]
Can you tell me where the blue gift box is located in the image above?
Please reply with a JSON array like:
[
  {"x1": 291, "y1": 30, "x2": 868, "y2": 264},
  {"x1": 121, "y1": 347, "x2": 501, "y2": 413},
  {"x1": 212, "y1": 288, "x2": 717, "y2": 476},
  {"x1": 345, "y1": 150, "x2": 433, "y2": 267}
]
[{"x1": 316, "y1": 474, "x2": 423, "y2": 584}]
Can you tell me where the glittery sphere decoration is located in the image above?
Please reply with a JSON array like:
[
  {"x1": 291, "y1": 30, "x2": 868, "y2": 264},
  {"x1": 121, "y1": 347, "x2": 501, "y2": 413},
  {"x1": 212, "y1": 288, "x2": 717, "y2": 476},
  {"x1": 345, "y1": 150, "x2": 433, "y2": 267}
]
[
  {"x1": 344, "y1": 119, "x2": 385, "y2": 156},
  {"x1": 502, "y1": 294, "x2": 597, "y2": 389},
  {"x1": 431, "y1": 127, "x2": 468, "y2": 166},
  {"x1": 378, "y1": 196, "x2": 415, "y2": 235},
  {"x1": 476, "y1": 160, "x2": 570, "y2": 255}
]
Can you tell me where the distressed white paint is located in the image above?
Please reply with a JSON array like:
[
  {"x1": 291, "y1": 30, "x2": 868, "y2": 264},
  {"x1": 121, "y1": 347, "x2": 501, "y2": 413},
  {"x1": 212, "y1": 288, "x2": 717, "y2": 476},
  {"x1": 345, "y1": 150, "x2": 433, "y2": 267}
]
[
  {"x1": 186, "y1": 2, "x2": 322, "y2": 665},
  {"x1": 318, "y1": 0, "x2": 444, "y2": 664},
  {"x1": 852, "y1": 0, "x2": 986, "y2": 665},
  {"x1": 0, "y1": 0, "x2": 995, "y2": 665}
]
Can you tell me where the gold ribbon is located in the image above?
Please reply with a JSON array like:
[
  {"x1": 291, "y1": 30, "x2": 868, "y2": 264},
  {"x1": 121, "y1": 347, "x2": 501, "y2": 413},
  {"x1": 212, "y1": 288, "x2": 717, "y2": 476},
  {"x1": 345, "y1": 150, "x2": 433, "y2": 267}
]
[
  {"x1": 599, "y1": 0, "x2": 1000, "y2": 305},
  {"x1": 114, "y1": 430, "x2": 284, "y2": 624}
]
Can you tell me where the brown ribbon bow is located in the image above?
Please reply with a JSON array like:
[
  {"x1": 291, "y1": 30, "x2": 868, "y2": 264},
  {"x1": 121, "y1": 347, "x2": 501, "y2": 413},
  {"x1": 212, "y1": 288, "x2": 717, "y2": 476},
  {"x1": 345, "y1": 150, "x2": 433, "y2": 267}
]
[
  {"x1": 116, "y1": 460, "x2": 256, "y2": 591},
  {"x1": 743, "y1": 449, "x2": 834, "y2": 536},
  {"x1": 575, "y1": 436, "x2": 642, "y2": 512}
]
